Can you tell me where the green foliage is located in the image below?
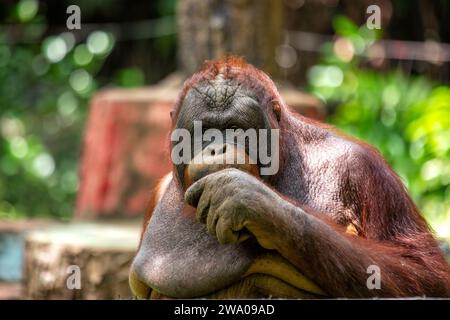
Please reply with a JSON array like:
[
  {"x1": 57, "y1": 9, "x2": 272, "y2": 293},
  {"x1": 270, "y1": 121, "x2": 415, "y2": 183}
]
[
  {"x1": 114, "y1": 68, "x2": 145, "y2": 88},
  {"x1": 0, "y1": 0, "x2": 117, "y2": 220},
  {"x1": 307, "y1": 16, "x2": 450, "y2": 239}
]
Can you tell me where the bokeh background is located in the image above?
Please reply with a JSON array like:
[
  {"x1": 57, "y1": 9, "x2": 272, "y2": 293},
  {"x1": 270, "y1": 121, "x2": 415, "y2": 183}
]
[{"x1": 0, "y1": 0, "x2": 449, "y2": 299}]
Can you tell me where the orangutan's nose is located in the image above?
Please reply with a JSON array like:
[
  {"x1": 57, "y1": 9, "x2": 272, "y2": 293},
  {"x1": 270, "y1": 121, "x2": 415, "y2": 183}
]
[{"x1": 205, "y1": 143, "x2": 227, "y2": 156}]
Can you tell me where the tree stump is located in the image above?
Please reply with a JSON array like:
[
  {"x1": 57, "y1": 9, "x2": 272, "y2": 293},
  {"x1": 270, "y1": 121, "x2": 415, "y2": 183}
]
[{"x1": 24, "y1": 222, "x2": 140, "y2": 299}]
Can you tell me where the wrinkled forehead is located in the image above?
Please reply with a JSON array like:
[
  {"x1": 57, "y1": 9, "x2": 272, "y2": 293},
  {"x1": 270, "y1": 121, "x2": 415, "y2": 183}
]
[
  {"x1": 184, "y1": 74, "x2": 261, "y2": 110},
  {"x1": 176, "y1": 79, "x2": 268, "y2": 132},
  {"x1": 170, "y1": 62, "x2": 281, "y2": 127}
]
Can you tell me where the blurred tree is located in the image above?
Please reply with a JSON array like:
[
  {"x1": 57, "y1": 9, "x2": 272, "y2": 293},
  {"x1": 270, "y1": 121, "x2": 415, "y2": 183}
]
[
  {"x1": 0, "y1": 1, "x2": 115, "y2": 219},
  {"x1": 177, "y1": 0, "x2": 282, "y2": 76}
]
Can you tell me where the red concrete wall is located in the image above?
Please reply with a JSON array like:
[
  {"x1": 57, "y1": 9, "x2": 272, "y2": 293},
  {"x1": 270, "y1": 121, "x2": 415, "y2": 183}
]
[{"x1": 75, "y1": 88, "x2": 175, "y2": 219}]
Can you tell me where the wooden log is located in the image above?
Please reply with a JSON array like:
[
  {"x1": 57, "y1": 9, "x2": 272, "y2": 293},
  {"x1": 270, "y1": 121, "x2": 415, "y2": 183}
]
[{"x1": 24, "y1": 222, "x2": 140, "y2": 299}]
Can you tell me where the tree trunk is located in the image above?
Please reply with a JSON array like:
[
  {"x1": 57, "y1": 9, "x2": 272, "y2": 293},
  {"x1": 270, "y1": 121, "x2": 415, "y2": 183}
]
[{"x1": 177, "y1": 0, "x2": 283, "y2": 76}]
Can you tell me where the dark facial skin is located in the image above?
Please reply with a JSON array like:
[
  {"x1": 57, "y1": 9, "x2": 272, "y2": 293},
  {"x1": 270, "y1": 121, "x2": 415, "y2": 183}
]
[
  {"x1": 173, "y1": 76, "x2": 272, "y2": 184},
  {"x1": 130, "y1": 58, "x2": 450, "y2": 299}
]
